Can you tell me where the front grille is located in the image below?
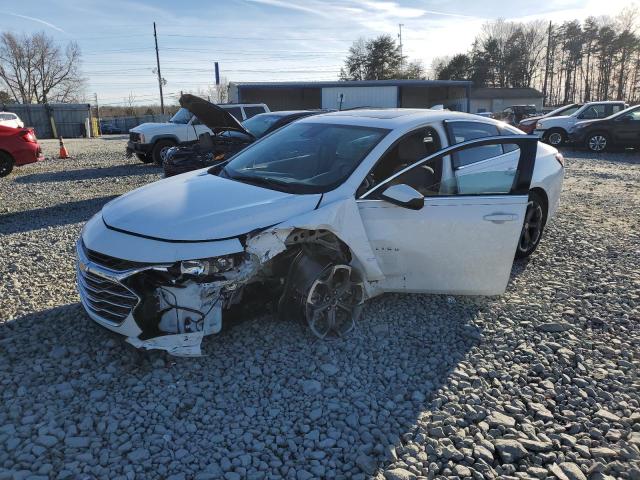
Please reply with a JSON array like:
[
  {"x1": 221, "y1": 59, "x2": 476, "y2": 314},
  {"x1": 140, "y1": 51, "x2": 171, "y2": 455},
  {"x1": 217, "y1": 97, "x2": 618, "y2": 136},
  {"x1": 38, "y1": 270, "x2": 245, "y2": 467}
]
[
  {"x1": 85, "y1": 247, "x2": 152, "y2": 272},
  {"x1": 77, "y1": 269, "x2": 138, "y2": 325},
  {"x1": 129, "y1": 132, "x2": 141, "y2": 142}
]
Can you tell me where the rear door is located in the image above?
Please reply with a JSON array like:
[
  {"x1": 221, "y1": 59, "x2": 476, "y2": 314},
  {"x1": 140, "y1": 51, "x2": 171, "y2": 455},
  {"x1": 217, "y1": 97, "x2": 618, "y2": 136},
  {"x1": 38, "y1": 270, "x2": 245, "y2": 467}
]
[{"x1": 358, "y1": 135, "x2": 537, "y2": 295}]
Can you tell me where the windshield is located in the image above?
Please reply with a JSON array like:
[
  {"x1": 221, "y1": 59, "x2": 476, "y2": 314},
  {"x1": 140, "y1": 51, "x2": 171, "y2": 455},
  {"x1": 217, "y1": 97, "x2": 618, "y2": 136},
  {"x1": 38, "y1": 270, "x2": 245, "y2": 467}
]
[
  {"x1": 223, "y1": 122, "x2": 389, "y2": 194},
  {"x1": 547, "y1": 104, "x2": 581, "y2": 117},
  {"x1": 242, "y1": 114, "x2": 285, "y2": 138},
  {"x1": 169, "y1": 108, "x2": 193, "y2": 124}
]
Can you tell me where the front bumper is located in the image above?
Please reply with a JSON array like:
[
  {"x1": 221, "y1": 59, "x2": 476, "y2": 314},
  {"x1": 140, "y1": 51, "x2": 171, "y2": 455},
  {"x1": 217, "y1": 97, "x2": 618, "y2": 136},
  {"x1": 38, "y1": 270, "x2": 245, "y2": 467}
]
[
  {"x1": 567, "y1": 131, "x2": 587, "y2": 145},
  {"x1": 533, "y1": 129, "x2": 546, "y2": 138},
  {"x1": 126, "y1": 141, "x2": 152, "y2": 157}
]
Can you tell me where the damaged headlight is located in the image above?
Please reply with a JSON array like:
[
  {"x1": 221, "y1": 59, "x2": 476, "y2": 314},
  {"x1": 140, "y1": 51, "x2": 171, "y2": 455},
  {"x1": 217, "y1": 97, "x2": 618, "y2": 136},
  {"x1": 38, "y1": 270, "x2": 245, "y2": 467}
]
[{"x1": 180, "y1": 255, "x2": 237, "y2": 276}]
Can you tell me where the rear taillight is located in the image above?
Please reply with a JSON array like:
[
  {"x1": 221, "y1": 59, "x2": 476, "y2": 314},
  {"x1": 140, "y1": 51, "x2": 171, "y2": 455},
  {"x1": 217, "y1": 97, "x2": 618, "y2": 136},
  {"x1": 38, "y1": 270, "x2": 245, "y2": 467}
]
[
  {"x1": 555, "y1": 152, "x2": 565, "y2": 167},
  {"x1": 20, "y1": 129, "x2": 37, "y2": 143}
]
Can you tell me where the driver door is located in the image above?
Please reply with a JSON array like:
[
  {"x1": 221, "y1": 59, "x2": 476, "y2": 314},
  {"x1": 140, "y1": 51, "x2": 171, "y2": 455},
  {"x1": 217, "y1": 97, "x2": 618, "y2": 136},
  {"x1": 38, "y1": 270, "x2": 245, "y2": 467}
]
[{"x1": 357, "y1": 135, "x2": 537, "y2": 295}]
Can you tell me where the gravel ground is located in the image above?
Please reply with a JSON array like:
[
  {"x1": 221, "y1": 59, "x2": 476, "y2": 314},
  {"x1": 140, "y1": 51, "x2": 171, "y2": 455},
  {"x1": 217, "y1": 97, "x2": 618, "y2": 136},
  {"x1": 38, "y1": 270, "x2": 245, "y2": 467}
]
[{"x1": 0, "y1": 137, "x2": 639, "y2": 480}]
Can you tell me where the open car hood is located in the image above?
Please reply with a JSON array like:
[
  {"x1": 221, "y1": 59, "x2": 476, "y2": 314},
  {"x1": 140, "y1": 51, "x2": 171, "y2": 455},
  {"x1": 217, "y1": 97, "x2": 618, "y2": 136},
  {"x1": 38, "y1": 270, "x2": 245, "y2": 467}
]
[{"x1": 179, "y1": 94, "x2": 252, "y2": 137}]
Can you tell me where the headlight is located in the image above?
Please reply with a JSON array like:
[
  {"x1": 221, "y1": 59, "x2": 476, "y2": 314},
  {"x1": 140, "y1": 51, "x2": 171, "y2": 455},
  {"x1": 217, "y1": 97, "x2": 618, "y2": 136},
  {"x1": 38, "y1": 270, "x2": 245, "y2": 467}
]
[
  {"x1": 536, "y1": 122, "x2": 543, "y2": 129},
  {"x1": 139, "y1": 133, "x2": 146, "y2": 143},
  {"x1": 180, "y1": 256, "x2": 237, "y2": 276}
]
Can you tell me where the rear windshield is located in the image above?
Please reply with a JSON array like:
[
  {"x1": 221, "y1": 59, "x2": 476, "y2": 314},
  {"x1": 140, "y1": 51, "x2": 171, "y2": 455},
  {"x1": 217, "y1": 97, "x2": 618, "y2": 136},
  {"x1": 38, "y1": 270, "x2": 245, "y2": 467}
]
[{"x1": 242, "y1": 114, "x2": 284, "y2": 138}]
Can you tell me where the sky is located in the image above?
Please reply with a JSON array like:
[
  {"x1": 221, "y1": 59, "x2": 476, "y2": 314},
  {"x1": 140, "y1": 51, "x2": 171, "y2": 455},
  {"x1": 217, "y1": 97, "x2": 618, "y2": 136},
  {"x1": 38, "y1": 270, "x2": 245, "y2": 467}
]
[{"x1": 0, "y1": 0, "x2": 636, "y2": 107}]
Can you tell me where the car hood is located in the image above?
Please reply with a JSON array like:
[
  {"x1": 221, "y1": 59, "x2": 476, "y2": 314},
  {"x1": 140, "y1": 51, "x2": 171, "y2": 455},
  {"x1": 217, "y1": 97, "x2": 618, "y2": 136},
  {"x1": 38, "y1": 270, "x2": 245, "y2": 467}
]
[
  {"x1": 130, "y1": 123, "x2": 178, "y2": 134},
  {"x1": 518, "y1": 115, "x2": 542, "y2": 125},
  {"x1": 102, "y1": 170, "x2": 321, "y2": 241},
  {"x1": 179, "y1": 94, "x2": 252, "y2": 137},
  {"x1": 573, "y1": 119, "x2": 602, "y2": 129}
]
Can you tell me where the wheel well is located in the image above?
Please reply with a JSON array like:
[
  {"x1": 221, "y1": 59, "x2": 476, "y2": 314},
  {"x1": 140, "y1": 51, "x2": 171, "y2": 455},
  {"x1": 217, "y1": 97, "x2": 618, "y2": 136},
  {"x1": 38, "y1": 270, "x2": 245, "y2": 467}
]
[
  {"x1": 530, "y1": 187, "x2": 548, "y2": 220},
  {"x1": 546, "y1": 127, "x2": 567, "y2": 136},
  {"x1": 0, "y1": 149, "x2": 15, "y2": 162},
  {"x1": 151, "y1": 136, "x2": 179, "y2": 146}
]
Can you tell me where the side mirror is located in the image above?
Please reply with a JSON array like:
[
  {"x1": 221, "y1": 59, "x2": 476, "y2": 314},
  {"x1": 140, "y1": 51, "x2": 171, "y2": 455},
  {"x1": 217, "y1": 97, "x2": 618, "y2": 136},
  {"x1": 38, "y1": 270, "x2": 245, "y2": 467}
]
[{"x1": 380, "y1": 184, "x2": 424, "y2": 210}]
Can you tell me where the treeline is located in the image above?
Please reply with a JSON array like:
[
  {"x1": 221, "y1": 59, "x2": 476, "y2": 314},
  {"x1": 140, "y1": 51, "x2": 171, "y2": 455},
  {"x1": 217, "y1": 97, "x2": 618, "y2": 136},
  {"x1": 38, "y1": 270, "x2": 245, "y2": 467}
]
[{"x1": 433, "y1": 6, "x2": 640, "y2": 105}]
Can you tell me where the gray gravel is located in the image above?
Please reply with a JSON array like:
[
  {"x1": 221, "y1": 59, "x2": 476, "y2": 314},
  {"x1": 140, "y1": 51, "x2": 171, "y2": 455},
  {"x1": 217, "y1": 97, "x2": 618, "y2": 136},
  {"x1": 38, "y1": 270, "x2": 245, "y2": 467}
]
[{"x1": 1, "y1": 137, "x2": 639, "y2": 479}]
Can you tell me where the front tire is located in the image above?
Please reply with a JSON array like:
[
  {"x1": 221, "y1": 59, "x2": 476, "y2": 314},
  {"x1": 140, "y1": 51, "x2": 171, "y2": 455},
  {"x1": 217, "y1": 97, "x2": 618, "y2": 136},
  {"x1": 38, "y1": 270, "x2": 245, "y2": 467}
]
[
  {"x1": 136, "y1": 153, "x2": 153, "y2": 164},
  {"x1": 0, "y1": 151, "x2": 15, "y2": 177},
  {"x1": 152, "y1": 139, "x2": 176, "y2": 165},
  {"x1": 544, "y1": 128, "x2": 566, "y2": 147},
  {"x1": 516, "y1": 191, "x2": 547, "y2": 259},
  {"x1": 280, "y1": 251, "x2": 364, "y2": 339},
  {"x1": 586, "y1": 132, "x2": 609, "y2": 153}
]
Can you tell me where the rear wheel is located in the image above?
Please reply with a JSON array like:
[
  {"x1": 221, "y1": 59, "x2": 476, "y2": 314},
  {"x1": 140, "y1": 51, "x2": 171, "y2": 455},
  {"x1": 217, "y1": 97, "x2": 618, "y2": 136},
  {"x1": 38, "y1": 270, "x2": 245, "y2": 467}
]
[
  {"x1": 586, "y1": 133, "x2": 609, "y2": 152},
  {"x1": 544, "y1": 128, "x2": 566, "y2": 147},
  {"x1": 516, "y1": 191, "x2": 547, "y2": 259},
  {"x1": 136, "y1": 153, "x2": 153, "y2": 163},
  {"x1": 0, "y1": 151, "x2": 15, "y2": 177},
  {"x1": 152, "y1": 139, "x2": 176, "y2": 165}
]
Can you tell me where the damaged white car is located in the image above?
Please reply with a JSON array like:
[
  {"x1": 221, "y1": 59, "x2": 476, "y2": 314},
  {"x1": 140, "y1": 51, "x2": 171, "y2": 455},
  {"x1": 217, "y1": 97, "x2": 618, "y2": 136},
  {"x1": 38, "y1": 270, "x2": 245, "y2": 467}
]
[{"x1": 77, "y1": 109, "x2": 564, "y2": 355}]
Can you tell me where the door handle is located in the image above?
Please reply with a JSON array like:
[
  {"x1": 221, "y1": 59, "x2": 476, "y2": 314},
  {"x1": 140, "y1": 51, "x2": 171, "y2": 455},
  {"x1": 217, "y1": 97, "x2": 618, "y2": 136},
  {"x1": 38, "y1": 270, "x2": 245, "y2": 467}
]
[{"x1": 483, "y1": 213, "x2": 517, "y2": 224}]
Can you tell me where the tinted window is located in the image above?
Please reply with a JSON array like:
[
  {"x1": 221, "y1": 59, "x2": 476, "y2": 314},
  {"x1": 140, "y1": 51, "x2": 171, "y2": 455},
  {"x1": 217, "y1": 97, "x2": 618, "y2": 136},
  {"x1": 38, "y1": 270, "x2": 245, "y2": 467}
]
[
  {"x1": 448, "y1": 122, "x2": 503, "y2": 168},
  {"x1": 244, "y1": 106, "x2": 267, "y2": 119},
  {"x1": 224, "y1": 123, "x2": 388, "y2": 194},
  {"x1": 611, "y1": 104, "x2": 625, "y2": 114},
  {"x1": 242, "y1": 114, "x2": 283, "y2": 137},
  {"x1": 580, "y1": 104, "x2": 607, "y2": 119},
  {"x1": 223, "y1": 107, "x2": 243, "y2": 121}
]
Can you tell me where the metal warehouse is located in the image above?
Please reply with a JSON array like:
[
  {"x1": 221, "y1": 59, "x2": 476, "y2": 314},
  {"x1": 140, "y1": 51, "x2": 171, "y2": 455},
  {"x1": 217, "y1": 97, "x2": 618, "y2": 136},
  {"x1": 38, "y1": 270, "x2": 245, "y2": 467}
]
[{"x1": 229, "y1": 80, "x2": 473, "y2": 112}]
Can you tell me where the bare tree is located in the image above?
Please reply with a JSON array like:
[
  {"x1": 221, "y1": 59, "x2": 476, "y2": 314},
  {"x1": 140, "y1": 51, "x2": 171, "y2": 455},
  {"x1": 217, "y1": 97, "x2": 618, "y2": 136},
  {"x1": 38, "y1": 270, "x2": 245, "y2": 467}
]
[
  {"x1": 0, "y1": 31, "x2": 83, "y2": 104},
  {"x1": 124, "y1": 92, "x2": 136, "y2": 116}
]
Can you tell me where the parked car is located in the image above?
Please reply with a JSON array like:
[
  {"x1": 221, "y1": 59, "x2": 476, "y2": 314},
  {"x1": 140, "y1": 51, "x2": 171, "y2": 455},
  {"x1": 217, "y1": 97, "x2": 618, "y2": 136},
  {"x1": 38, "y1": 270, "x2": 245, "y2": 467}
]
[
  {"x1": 0, "y1": 112, "x2": 24, "y2": 129},
  {"x1": 494, "y1": 105, "x2": 537, "y2": 125},
  {"x1": 0, "y1": 125, "x2": 44, "y2": 177},
  {"x1": 568, "y1": 104, "x2": 640, "y2": 152},
  {"x1": 77, "y1": 108, "x2": 564, "y2": 356},
  {"x1": 517, "y1": 103, "x2": 582, "y2": 134},
  {"x1": 126, "y1": 102, "x2": 270, "y2": 164},
  {"x1": 534, "y1": 101, "x2": 627, "y2": 146},
  {"x1": 164, "y1": 97, "x2": 327, "y2": 177},
  {"x1": 100, "y1": 123, "x2": 123, "y2": 134}
]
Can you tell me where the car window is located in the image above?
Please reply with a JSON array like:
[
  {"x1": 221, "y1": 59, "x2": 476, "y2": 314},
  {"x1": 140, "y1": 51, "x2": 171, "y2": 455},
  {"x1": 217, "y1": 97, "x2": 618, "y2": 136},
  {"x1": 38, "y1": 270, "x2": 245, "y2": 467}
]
[
  {"x1": 224, "y1": 122, "x2": 389, "y2": 194},
  {"x1": 224, "y1": 107, "x2": 243, "y2": 121},
  {"x1": 611, "y1": 104, "x2": 625, "y2": 114},
  {"x1": 244, "y1": 106, "x2": 267, "y2": 119},
  {"x1": 191, "y1": 117, "x2": 202, "y2": 125},
  {"x1": 368, "y1": 136, "x2": 528, "y2": 200},
  {"x1": 242, "y1": 114, "x2": 283, "y2": 138},
  {"x1": 580, "y1": 105, "x2": 607, "y2": 119},
  {"x1": 358, "y1": 127, "x2": 442, "y2": 196},
  {"x1": 446, "y1": 121, "x2": 503, "y2": 168},
  {"x1": 169, "y1": 108, "x2": 193, "y2": 124},
  {"x1": 622, "y1": 110, "x2": 640, "y2": 121},
  {"x1": 555, "y1": 105, "x2": 580, "y2": 116}
]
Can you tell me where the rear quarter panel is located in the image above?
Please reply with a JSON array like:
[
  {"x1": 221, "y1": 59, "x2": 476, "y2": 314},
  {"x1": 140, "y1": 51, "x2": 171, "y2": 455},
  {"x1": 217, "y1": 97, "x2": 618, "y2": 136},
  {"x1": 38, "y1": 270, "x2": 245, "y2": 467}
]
[{"x1": 531, "y1": 142, "x2": 564, "y2": 221}]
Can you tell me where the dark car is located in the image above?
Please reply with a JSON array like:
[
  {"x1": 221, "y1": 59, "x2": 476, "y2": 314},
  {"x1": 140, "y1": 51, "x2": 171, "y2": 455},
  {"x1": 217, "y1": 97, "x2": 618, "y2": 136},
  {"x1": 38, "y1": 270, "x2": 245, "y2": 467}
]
[
  {"x1": 100, "y1": 123, "x2": 122, "y2": 134},
  {"x1": 0, "y1": 125, "x2": 44, "y2": 177},
  {"x1": 163, "y1": 95, "x2": 326, "y2": 177},
  {"x1": 569, "y1": 105, "x2": 640, "y2": 152}
]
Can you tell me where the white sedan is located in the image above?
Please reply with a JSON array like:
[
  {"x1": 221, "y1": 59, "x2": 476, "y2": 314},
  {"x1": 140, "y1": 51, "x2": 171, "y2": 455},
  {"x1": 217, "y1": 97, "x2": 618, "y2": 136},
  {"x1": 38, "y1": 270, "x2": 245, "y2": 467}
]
[{"x1": 76, "y1": 109, "x2": 564, "y2": 355}]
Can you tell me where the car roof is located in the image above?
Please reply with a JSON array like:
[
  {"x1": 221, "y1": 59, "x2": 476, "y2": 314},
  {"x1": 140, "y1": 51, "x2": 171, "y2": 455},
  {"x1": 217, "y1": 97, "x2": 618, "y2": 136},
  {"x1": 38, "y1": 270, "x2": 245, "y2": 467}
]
[
  {"x1": 585, "y1": 100, "x2": 626, "y2": 104},
  {"x1": 296, "y1": 108, "x2": 492, "y2": 129},
  {"x1": 255, "y1": 110, "x2": 323, "y2": 118}
]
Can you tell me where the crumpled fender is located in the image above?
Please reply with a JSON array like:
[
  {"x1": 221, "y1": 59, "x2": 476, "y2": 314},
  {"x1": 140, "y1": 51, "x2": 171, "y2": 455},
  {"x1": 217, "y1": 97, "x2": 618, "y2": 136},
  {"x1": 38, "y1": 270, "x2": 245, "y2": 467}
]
[{"x1": 247, "y1": 196, "x2": 384, "y2": 282}]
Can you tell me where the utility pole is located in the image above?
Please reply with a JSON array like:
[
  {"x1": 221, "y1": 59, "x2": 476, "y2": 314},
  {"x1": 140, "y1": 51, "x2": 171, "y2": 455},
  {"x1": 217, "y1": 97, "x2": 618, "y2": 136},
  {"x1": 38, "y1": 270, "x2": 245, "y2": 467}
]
[
  {"x1": 94, "y1": 92, "x2": 101, "y2": 136},
  {"x1": 153, "y1": 22, "x2": 165, "y2": 114},
  {"x1": 398, "y1": 24, "x2": 404, "y2": 70},
  {"x1": 542, "y1": 21, "x2": 552, "y2": 107}
]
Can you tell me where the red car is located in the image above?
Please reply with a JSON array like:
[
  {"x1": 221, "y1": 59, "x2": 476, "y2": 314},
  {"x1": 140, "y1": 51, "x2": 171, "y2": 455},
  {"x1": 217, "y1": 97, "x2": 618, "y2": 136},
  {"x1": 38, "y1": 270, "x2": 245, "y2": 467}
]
[{"x1": 0, "y1": 125, "x2": 44, "y2": 177}]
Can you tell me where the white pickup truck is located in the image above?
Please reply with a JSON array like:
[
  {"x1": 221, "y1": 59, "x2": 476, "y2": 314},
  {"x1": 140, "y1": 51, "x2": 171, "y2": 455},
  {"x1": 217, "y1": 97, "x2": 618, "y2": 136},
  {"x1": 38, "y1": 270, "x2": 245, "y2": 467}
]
[
  {"x1": 534, "y1": 101, "x2": 627, "y2": 146},
  {"x1": 127, "y1": 103, "x2": 269, "y2": 164}
]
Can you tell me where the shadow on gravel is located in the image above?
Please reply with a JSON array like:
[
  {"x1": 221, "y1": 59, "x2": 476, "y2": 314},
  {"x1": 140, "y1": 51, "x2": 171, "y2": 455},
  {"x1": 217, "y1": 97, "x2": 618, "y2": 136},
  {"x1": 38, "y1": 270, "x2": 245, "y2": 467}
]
[
  {"x1": 15, "y1": 163, "x2": 158, "y2": 184},
  {"x1": 0, "y1": 195, "x2": 117, "y2": 235},
  {"x1": 0, "y1": 295, "x2": 485, "y2": 477}
]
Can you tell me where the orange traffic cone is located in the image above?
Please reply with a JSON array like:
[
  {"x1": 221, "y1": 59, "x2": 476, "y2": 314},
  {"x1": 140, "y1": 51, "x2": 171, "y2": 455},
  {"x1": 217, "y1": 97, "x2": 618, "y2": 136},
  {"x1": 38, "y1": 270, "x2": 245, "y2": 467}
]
[{"x1": 58, "y1": 137, "x2": 70, "y2": 159}]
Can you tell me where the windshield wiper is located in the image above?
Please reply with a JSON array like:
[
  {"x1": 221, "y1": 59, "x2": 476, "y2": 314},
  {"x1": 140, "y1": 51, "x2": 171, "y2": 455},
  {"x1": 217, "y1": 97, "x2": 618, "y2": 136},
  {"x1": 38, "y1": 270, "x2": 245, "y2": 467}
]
[{"x1": 230, "y1": 174, "x2": 294, "y2": 192}]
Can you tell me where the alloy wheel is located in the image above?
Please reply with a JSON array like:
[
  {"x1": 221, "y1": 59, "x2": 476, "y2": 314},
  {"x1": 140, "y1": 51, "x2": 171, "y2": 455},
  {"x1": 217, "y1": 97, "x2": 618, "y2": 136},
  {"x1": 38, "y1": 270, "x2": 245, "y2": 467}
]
[
  {"x1": 0, "y1": 156, "x2": 12, "y2": 177},
  {"x1": 548, "y1": 132, "x2": 563, "y2": 146},
  {"x1": 588, "y1": 135, "x2": 607, "y2": 152},
  {"x1": 305, "y1": 265, "x2": 364, "y2": 339},
  {"x1": 518, "y1": 200, "x2": 544, "y2": 253}
]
